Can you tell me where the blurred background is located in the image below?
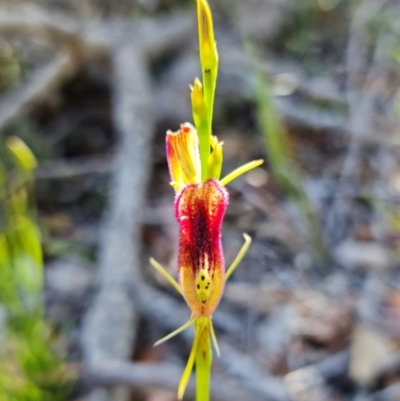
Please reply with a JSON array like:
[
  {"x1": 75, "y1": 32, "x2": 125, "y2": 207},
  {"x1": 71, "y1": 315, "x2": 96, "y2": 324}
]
[{"x1": 1, "y1": 0, "x2": 400, "y2": 400}]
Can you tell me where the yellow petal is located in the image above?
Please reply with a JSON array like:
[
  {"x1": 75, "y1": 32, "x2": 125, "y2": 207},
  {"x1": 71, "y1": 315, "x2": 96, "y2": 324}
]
[{"x1": 166, "y1": 123, "x2": 201, "y2": 188}]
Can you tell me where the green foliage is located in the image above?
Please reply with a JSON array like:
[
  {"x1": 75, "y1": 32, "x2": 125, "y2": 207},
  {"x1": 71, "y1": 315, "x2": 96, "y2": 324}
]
[
  {"x1": 0, "y1": 137, "x2": 70, "y2": 401},
  {"x1": 248, "y1": 44, "x2": 327, "y2": 263},
  {"x1": 0, "y1": 40, "x2": 21, "y2": 93}
]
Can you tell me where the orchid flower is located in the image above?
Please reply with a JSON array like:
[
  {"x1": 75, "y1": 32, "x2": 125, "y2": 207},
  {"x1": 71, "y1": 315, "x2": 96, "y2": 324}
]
[{"x1": 150, "y1": 1, "x2": 263, "y2": 399}]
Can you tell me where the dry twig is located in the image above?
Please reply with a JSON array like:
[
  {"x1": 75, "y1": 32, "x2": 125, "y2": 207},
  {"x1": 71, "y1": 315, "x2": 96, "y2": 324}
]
[
  {"x1": 81, "y1": 44, "x2": 152, "y2": 401},
  {"x1": 0, "y1": 52, "x2": 76, "y2": 128},
  {"x1": 84, "y1": 360, "x2": 267, "y2": 401}
]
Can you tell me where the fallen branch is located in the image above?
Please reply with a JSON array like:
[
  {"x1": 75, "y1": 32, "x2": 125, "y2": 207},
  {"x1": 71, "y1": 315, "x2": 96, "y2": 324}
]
[
  {"x1": 81, "y1": 44, "x2": 153, "y2": 401},
  {"x1": 35, "y1": 155, "x2": 113, "y2": 180},
  {"x1": 220, "y1": 343, "x2": 291, "y2": 401},
  {"x1": 323, "y1": 0, "x2": 392, "y2": 244},
  {"x1": 0, "y1": 4, "x2": 193, "y2": 57},
  {"x1": 0, "y1": 4, "x2": 193, "y2": 134},
  {"x1": 0, "y1": 52, "x2": 76, "y2": 128},
  {"x1": 84, "y1": 360, "x2": 267, "y2": 401}
]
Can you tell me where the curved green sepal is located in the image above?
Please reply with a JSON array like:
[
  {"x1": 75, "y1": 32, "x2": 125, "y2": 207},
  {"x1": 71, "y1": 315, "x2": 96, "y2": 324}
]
[
  {"x1": 225, "y1": 233, "x2": 252, "y2": 281},
  {"x1": 220, "y1": 159, "x2": 264, "y2": 186},
  {"x1": 177, "y1": 320, "x2": 202, "y2": 400}
]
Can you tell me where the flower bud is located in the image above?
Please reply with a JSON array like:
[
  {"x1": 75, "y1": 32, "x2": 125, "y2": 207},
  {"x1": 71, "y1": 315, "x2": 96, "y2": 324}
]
[{"x1": 197, "y1": 0, "x2": 218, "y2": 75}]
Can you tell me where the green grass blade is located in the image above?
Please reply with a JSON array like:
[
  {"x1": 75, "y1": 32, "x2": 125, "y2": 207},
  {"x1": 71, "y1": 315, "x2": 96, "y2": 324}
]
[{"x1": 247, "y1": 42, "x2": 327, "y2": 262}]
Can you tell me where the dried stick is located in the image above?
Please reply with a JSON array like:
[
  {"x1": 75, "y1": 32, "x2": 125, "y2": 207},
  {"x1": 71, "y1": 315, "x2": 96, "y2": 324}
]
[
  {"x1": 323, "y1": 0, "x2": 391, "y2": 244},
  {"x1": 83, "y1": 360, "x2": 267, "y2": 401},
  {"x1": 35, "y1": 156, "x2": 112, "y2": 180},
  {"x1": 219, "y1": 343, "x2": 291, "y2": 401},
  {"x1": 0, "y1": 5, "x2": 192, "y2": 132},
  {"x1": 0, "y1": 52, "x2": 76, "y2": 128},
  {"x1": 0, "y1": 4, "x2": 193, "y2": 57},
  {"x1": 81, "y1": 44, "x2": 152, "y2": 401}
]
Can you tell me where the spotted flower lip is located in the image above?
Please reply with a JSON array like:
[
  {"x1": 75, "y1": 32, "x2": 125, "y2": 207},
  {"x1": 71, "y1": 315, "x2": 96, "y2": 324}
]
[
  {"x1": 166, "y1": 123, "x2": 201, "y2": 190},
  {"x1": 176, "y1": 179, "x2": 228, "y2": 318}
]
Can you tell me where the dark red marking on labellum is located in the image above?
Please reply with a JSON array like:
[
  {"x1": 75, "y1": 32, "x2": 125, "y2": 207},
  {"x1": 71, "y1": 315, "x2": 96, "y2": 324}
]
[{"x1": 175, "y1": 179, "x2": 228, "y2": 317}]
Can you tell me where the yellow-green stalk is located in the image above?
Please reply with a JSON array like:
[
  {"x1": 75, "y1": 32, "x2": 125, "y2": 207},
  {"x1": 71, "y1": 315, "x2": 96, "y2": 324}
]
[
  {"x1": 195, "y1": 317, "x2": 212, "y2": 401},
  {"x1": 197, "y1": 0, "x2": 218, "y2": 137},
  {"x1": 191, "y1": 78, "x2": 209, "y2": 180}
]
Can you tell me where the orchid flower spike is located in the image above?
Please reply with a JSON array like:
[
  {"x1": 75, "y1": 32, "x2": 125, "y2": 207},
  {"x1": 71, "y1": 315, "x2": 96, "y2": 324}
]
[{"x1": 150, "y1": 1, "x2": 264, "y2": 399}]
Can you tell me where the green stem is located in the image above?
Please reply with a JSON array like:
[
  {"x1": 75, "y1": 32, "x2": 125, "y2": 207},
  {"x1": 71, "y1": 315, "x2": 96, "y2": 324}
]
[
  {"x1": 203, "y1": 71, "x2": 217, "y2": 138},
  {"x1": 195, "y1": 318, "x2": 212, "y2": 401},
  {"x1": 195, "y1": 111, "x2": 211, "y2": 181}
]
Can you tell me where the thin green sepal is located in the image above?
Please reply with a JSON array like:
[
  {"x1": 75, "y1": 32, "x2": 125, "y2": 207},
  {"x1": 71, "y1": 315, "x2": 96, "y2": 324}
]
[
  {"x1": 220, "y1": 159, "x2": 264, "y2": 186},
  {"x1": 153, "y1": 318, "x2": 194, "y2": 347},
  {"x1": 209, "y1": 319, "x2": 220, "y2": 357},
  {"x1": 177, "y1": 318, "x2": 202, "y2": 400},
  {"x1": 149, "y1": 257, "x2": 182, "y2": 296},
  {"x1": 225, "y1": 233, "x2": 252, "y2": 281}
]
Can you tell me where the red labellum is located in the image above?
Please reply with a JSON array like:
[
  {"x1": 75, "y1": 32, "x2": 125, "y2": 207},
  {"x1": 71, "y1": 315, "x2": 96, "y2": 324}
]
[{"x1": 175, "y1": 179, "x2": 228, "y2": 317}]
